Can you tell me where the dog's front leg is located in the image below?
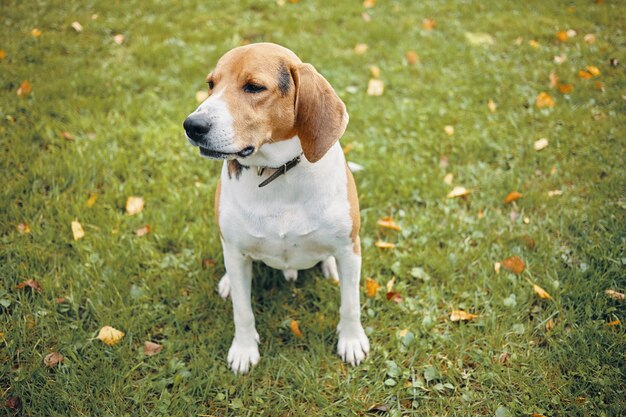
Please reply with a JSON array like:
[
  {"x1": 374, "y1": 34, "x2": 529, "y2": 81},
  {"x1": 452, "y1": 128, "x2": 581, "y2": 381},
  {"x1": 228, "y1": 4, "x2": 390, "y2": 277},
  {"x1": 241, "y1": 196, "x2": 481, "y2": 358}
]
[
  {"x1": 223, "y1": 243, "x2": 259, "y2": 374},
  {"x1": 335, "y1": 248, "x2": 370, "y2": 365}
]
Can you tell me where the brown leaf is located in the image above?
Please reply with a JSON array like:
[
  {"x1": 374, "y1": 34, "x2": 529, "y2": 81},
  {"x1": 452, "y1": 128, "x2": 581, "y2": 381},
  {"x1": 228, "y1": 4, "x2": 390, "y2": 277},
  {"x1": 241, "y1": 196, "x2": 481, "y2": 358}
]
[
  {"x1": 531, "y1": 414, "x2": 548, "y2": 417},
  {"x1": 0, "y1": 49, "x2": 6, "y2": 60},
  {"x1": 16, "y1": 279, "x2": 43, "y2": 293},
  {"x1": 367, "y1": 403, "x2": 389, "y2": 413},
  {"x1": 504, "y1": 191, "x2": 523, "y2": 204},
  {"x1": 43, "y1": 352, "x2": 64, "y2": 367},
  {"x1": 422, "y1": 18, "x2": 436, "y2": 30},
  {"x1": 367, "y1": 79, "x2": 384, "y2": 96},
  {"x1": 522, "y1": 235, "x2": 536, "y2": 250},
  {"x1": 201, "y1": 258, "x2": 216, "y2": 269},
  {"x1": 557, "y1": 83, "x2": 573, "y2": 94},
  {"x1": 405, "y1": 51, "x2": 419, "y2": 65},
  {"x1": 17, "y1": 223, "x2": 30, "y2": 234},
  {"x1": 16, "y1": 80, "x2": 32, "y2": 97},
  {"x1": 375, "y1": 240, "x2": 395, "y2": 249},
  {"x1": 290, "y1": 320, "x2": 303, "y2": 337},
  {"x1": 143, "y1": 341, "x2": 162, "y2": 356},
  {"x1": 71, "y1": 220, "x2": 85, "y2": 240},
  {"x1": 501, "y1": 256, "x2": 525, "y2": 274},
  {"x1": 377, "y1": 216, "x2": 401, "y2": 231},
  {"x1": 365, "y1": 277, "x2": 380, "y2": 297},
  {"x1": 97, "y1": 325, "x2": 125, "y2": 346},
  {"x1": 386, "y1": 277, "x2": 395, "y2": 293},
  {"x1": 5, "y1": 396, "x2": 21, "y2": 411},
  {"x1": 555, "y1": 31, "x2": 568, "y2": 42},
  {"x1": 535, "y1": 92, "x2": 555, "y2": 108},
  {"x1": 125, "y1": 196, "x2": 144, "y2": 215},
  {"x1": 450, "y1": 310, "x2": 478, "y2": 321},
  {"x1": 605, "y1": 289, "x2": 625, "y2": 301},
  {"x1": 135, "y1": 224, "x2": 150, "y2": 237},
  {"x1": 386, "y1": 291, "x2": 403, "y2": 303},
  {"x1": 607, "y1": 319, "x2": 621, "y2": 327},
  {"x1": 578, "y1": 70, "x2": 593, "y2": 79},
  {"x1": 532, "y1": 283, "x2": 553, "y2": 300},
  {"x1": 549, "y1": 71, "x2": 559, "y2": 88}
]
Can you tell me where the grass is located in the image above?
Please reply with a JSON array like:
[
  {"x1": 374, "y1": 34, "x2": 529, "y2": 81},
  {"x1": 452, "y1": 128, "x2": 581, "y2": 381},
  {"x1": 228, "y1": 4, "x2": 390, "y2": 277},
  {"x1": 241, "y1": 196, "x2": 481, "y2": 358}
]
[{"x1": 1, "y1": 0, "x2": 624, "y2": 415}]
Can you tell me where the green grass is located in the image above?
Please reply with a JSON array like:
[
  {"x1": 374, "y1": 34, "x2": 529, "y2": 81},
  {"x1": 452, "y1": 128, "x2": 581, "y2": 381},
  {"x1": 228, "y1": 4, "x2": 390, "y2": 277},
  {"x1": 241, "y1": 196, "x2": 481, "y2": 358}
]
[{"x1": 1, "y1": 0, "x2": 625, "y2": 415}]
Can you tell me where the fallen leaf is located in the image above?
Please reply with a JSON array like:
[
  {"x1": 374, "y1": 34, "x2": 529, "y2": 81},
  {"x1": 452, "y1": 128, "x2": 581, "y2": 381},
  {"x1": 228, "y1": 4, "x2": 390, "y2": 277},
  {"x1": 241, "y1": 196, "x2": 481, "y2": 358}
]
[
  {"x1": 196, "y1": 90, "x2": 209, "y2": 102},
  {"x1": 405, "y1": 51, "x2": 419, "y2": 65},
  {"x1": 367, "y1": 79, "x2": 384, "y2": 96},
  {"x1": 555, "y1": 31, "x2": 568, "y2": 42},
  {"x1": 85, "y1": 193, "x2": 97, "y2": 207},
  {"x1": 557, "y1": 83, "x2": 573, "y2": 94},
  {"x1": 5, "y1": 397, "x2": 21, "y2": 411},
  {"x1": 514, "y1": 37, "x2": 523, "y2": 45},
  {"x1": 361, "y1": 12, "x2": 371, "y2": 22},
  {"x1": 290, "y1": 320, "x2": 302, "y2": 337},
  {"x1": 55, "y1": 297, "x2": 67, "y2": 304},
  {"x1": 365, "y1": 277, "x2": 380, "y2": 297},
  {"x1": 535, "y1": 92, "x2": 555, "y2": 108},
  {"x1": 201, "y1": 258, "x2": 216, "y2": 268},
  {"x1": 566, "y1": 29, "x2": 577, "y2": 38},
  {"x1": 549, "y1": 72, "x2": 559, "y2": 88},
  {"x1": 522, "y1": 235, "x2": 536, "y2": 249},
  {"x1": 375, "y1": 240, "x2": 395, "y2": 249},
  {"x1": 386, "y1": 291, "x2": 403, "y2": 303},
  {"x1": 16, "y1": 80, "x2": 32, "y2": 97},
  {"x1": 501, "y1": 256, "x2": 525, "y2": 274},
  {"x1": 504, "y1": 191, "x2": 523, "y2": 204},
  {"x1": 607, "y1": 319, "x2": 620, "y2": 327},
  {"x1": 0, "y1": 49, "x2": 6, "y2": 60},
  {"x1": 464, "y1": 32, "x2": 495, "y2": 46},
  {"x1": 545, "y1": 318, "x2": 555, "y2": 332},
  {"x1": 363, "y1": 0, "x2": 376, "y2": 8},
  {"x1": 113, "y1": 34, "x2": 125, "y2": 45},
  {"x1": 605, "y1": 289, "x2": 625, "y2": 301},
  {"x1": 523, "y1": 216, "x2": 530, "y2": 224},
  {"x1": 17, "y1": 223, "x2": 30, "y2": 234},
  {"x1": 531, "y1": 414, "x2": 548, "y2": 417},
  {"x1": 43, "y1": 352, "x2": 64, "y2": 367},
  {"x1": 422, "y1": 18, "x2": 436, "y2": 30},
  {"x1": 532, "y1": 283, "x2": 553, "y2": 300},
  {"x1": 135, "y1": 224, "x2": 150, "y2": 237},
  {"x1": 386, "y1": 277, "x2": 395, "y2": 293},
  {"x1": 594, "y1": 81, "x2": 604, "y2": 92},
  {"x1": 498, "y1": 351, "x2": 510, "y2": 364},
  {"x1": 97, "y1": 325, "x2": 125, "y2": 346},
  {"x1": 377, "y1": 216, "x2": 401, "y2": 231},
  {"x1": 443, "y1": 173, "x2": 453, "y2": 185},
  {"x1": 583, "y1": 33, "x2": 596, "y2": 44},
  {"x1": 71, "y1": 220, "x2": 85, "y2": 240},
  {"x1": 528, "y1": 40, "x2": 539, "y2": 48},
  {"x1": 447, "y1": 186, "x2": 471, "y2": 198},
  {"x1": 578, "y1": 70, "x2": 593, "y2": 79},
  {"x1": 547, "y1": 190, "x2": 563, "y2": 197},
  {"x1": 586, "y1": 65, "x2": 600, "y2": 76},
  {"x1": 367, "y1": 403, "x2": 389, "y2": 413},
  {"x1": 494, "y1": 262, "x2": 501, "y2": 274},
  {"x1": 354, "y1": 43, "x2": 368, "y2": 54},
  {"x1": 71, "y1": 21, "x2": 83, "y2": 32},
  {"x1": 444, "y1": 125, "x2": 454, "y2": 136},
  {"x1": 369, "y1": 65, "x2": 380, "y2": 78},
  {"x1": 554, "y1": 54, "x2": 567, "y2": 64},
  {"x1": 31, "y1": 28, "x2": 42, "y2": 37},
  {"x1": 16, "y1": 279, "x2": 43, "y2": 293},
  {"x1": 143, "y1": 341, "x2": 162, "y2": 356},
  {"x1": 60, "y1": 131, "x2": 75, "y2": 141},
  {"x1": 450, "y1": 310, "x2": 478, "y2": 321},
  {"x1": 125, "y1": 196, "x2": 144, "y2": 215},
  {"x1": 487, "y1": 99, "x2": 497, "y2": 113},
  {"x1": 534, "y1": 138, "x2": 549, "y2": 150}
]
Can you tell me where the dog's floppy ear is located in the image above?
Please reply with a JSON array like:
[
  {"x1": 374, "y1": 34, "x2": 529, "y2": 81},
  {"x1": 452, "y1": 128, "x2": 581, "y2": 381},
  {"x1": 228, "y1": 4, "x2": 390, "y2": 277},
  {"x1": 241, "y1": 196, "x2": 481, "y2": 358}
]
[{"x1": 291, "y1": 63, "x2": 348, "y2": 163}]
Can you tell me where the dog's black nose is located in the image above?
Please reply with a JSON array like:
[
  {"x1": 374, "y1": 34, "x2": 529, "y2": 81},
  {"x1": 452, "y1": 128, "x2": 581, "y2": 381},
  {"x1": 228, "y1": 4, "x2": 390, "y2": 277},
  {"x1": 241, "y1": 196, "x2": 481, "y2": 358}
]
[{"x1": 183, "y1": 114, "x2": 212, "y2": 142}]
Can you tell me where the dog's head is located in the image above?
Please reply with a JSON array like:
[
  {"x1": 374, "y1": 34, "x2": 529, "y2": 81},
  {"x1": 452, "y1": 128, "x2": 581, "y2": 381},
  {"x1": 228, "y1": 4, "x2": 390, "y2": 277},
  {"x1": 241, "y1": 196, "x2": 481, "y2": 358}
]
[{"x1": 183, "y1": 43, "x2": 347, "y2": 163}]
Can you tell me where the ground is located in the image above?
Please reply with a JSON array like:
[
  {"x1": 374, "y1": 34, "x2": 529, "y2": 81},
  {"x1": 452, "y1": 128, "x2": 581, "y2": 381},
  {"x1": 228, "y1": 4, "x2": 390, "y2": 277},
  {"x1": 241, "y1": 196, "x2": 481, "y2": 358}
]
[{"x1": 1, "y1": 0, "x2": 625, "y2": 416}]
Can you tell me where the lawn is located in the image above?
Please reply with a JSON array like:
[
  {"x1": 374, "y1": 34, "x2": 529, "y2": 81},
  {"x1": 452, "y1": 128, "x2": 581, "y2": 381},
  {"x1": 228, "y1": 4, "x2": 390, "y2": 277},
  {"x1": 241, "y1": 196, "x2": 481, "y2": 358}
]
[{"x1": 1, "y1": 0, "x2": 625, "y2": 415}]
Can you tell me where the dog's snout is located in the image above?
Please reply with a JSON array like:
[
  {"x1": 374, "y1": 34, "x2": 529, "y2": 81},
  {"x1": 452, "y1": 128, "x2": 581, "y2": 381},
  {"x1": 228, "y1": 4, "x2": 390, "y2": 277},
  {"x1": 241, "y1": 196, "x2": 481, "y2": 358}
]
[{"x1": 183, "y1": 114, "x2": 212, "y2": 141}]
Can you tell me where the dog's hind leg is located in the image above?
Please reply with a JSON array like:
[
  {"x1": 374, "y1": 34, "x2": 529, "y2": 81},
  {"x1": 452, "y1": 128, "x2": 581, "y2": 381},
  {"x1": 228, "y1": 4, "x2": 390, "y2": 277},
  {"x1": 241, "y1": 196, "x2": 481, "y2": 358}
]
[{"x1": 282, "y1": 269, "x2": 298, "y2": 282}]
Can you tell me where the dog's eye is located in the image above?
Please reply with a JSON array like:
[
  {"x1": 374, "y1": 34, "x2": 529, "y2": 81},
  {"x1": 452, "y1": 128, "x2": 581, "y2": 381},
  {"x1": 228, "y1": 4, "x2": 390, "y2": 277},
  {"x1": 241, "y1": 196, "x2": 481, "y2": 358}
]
[
  {"x1": 243, "y1": 83, "x2": 266, "y2": 94},
  {"x1": 207, "y1": 80, "x2": 214, "y2": 90}
]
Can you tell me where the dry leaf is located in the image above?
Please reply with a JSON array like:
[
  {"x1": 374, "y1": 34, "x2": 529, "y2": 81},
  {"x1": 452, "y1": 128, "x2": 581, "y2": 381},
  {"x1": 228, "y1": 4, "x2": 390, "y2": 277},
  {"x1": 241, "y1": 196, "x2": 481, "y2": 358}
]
[
  {"x1": 531, "y1": 414, "x2": 548, "y2": 417},
  {"x1": 578, "y1": 70, "x2": 593, "y2": 79},
  {"x1": 365, "y1": 277, "x2": 380, "y2": 297},
  {"x1": 386, "y1": 291, "x2": 403, "y2": 303},
  {"x1": 554, "y1": 54, "x2": 567, "y2": 64},
  {"x1": 16, "y1": 279, "x2": 43, "y2": 293},
  {"x1": 16, "y1": 80, "x2": 32, "y2": 97},
  {"x1": 290, "y1": 320, "x2": 303, "y2": 337},
  {"x1": 375, "y1": 240, "x2": 395, "y2": 249},
  {"x1": 501, "y1": 256, "x2": 525, "y2": 274},
  {"x1": 464, "y1": 32, "x2": 495, "y2": 45},
  {"x1": 135, "y1": 225, "x2": 150, "y2": 237},
  {"x1": 386, "y1": 277, "x2": 395, "y2": 293},
  {"x1": 31, "y1": 28, "x2": 42, "y2": 37},
  {"x1": 443, "y1": 173, "x2": 454, "y2": 185},
  {"x1": 555, "y1": 31, "x2": 568, "y2": 42},
  {"x1": 583, "y1": 33, "x2": 596, "y2": 44},
  {"x1": 444, "y1": 125, "x2": 454, "y2": 136},
  {"x1": 549, "y1": 72, "x2": 559, "y2": 88},
  {"x1": 504, "y1": 191, "x2": 523, "y2": 204},
  {"x1": 0, "y1": 49, "x2": 6, "y2": 60},
  {"x1": 17, "y1": 223, "x2": 30, "y2": 234},
  {"x1": 532, "y1": 283, "x2": 553, "y2": 300},
  {"x1": 605, "y1": 289, "x2": 625, "y2": 301},
  {"x1": 369, "y1": 65, "x2": 381, "y2": 78},
  {"x1": 566, "y1": 29, "x2": 577, "y2": 37},
  {"x1": 85, "y1": 193, "x2": 97, "y2": 207},
  {"x1": 196, "y1": 90, "x2": 209, "y2": 102},
  {"x1": 547, "y1": 190, "x2": 563, "y2": 197},
  {"x1": 405, "y1": 51, "x2": 419, "y2": 65},
  {"x1": 535, "y1": 92, "x2": 555, "y2": 108},
  {"x1": 545, "y1": 318, "x2": 555, "y2": 332},
  {"x1": 71, "y1": 21, "x2": 83, "y2": 32},
  {"x1": 71, "y1": 220, "x2": 85, "y2": 240},
  {"x1": 422, "y1": 18, "x2": 436, "y2": 30},
  {"x1": 144, "y1": 341, "x2": 162, "y2": 356},
  {"x1": 60, "y1": 131, "x2": 75, "y2": 141},
  {"x1": 447, "y1": 186, "x2": 471, "y2": 198},
  {"x1": 97, "y1": 325, "x2": 125, "y2": 346},
  {"x1": 557, "y1": 83, "x2": 573, "y2": 94},
  {"x1": 607, "y1": 319, "x2": 620, "y2": 327},
  {"x1": 354, "y1": 43, "x2": 368, "y2": 54},
  {"x1": 494, "y1": 262, "x2": 501, "y2": 274},
  {"x1": 361, "y1": 12, "x2": 371, "y2": 22},
  {"x1": 594, "y1": 81, "x2": 604, "y2": 92},
  {"x1": 377, "y1": 216, "x2": 401, "y2": 231},
  {"x1": 125, "y1": 196, "x2": 144, "y2": 215},
  {"x1": 528, "y1": 40, "x2": 539, "y2": 48},
  {"x1": 113, "y1": 34, "x2": 125, "y2": 45},
  {"x1": 586, "y1": 65, "x2": 600, "y2": 76},
  {"x1": 450, "y1": 310, "x2": 478, "y2": 321},
  {"x1": 363, "y1": 0, "x2": 376, "y2": 8},
  {"x1": 534, "y1": 138, "x2": 549, "y2": 151},
  {"x1": 367, "y1": 79, "x2": 384, "y2": 96},
  {"x1": 488, "y1": 99, "x2": 497, "y2": 113},
  {"x1": 43, "y1": 352, "x2": 64, "y2": 367}
]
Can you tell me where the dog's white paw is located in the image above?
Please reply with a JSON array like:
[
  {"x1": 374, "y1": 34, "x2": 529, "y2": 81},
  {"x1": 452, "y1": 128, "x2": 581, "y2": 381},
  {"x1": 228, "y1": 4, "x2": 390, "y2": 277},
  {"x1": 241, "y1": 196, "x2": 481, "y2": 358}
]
[
  {"x1": 217, "y1": 274, "x2": 230, "y2": 299},
  {"x1": 321, "y1": 256, "x2": 338, "y2": 281},
  {"x1": 337, "y1": 324, "x2": 370, "y2": 366},
  {"x1": 282, "y1": 269, "x2": 298, "y2": 282},
  {"x1": 227, "y1": 337, "x2": 260, "y2": 375}
]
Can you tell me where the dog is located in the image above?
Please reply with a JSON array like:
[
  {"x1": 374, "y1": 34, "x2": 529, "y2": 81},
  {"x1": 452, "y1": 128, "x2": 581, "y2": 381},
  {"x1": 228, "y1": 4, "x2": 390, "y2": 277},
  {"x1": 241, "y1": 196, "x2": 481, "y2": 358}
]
[{"x1": 183, "y1": 43, "x2": 369, "y2": 374}]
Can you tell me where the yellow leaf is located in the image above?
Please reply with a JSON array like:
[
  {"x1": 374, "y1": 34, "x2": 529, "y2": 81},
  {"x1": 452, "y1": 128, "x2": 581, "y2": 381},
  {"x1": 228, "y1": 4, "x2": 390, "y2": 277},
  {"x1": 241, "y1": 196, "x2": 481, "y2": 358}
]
[
  {"x1": 367, "y1": 79, "x2": 384, "y2": 96},
  {"x1": 290, "y1": 320, "x2": 303, "y2": 337},
  {"x1": 586, "y1": 65, "x2": 600, "y2": 76},
  {"x1": 605, "y1": 289, "x2": 625, "y2": 301},
  {"x1": 555, "y1": 31, "x2": 568, "y2": 42},
  {"x1": 369, "y1": 65, "x2": 380, "y2": 78},
  {"x1": 500, "y1": 256, "x2": 525, "y2": 274},
  {"x1": 362, "y1": 0, "x2": 376, "y2": 8},
  {"x1": 504, "y1": 191, "x2": 523, "y2": 204},
  {"x1": 365, "y1": 277, "x2": 380, "y2": 297},
  {"x1": 450, "y1": 310, "x2": 478, "y2": 321},
  {"x1": 444, "y1": 125, "x2": 454, "y2": 136},
  {"x1": 354, "y1": 43, "x2": 368, "y2": 54},
  {"x1": 71, "y1": 220, "x2": 85, "y2": 240},
  {"x1": 488, "y1": 99, "x2": 497, "y2": 113},
  {"x1": 578, "y1": 70, "x2": 593, "y2": 79},
  {"x1": 375, "y1": 240, "x2": 395, "y2": 249},
  {"x1": 0, "y1": 49, "x2": 6, "y2": 60},
  {"x1": 405, "y1": 51, "x2": 419, "y2": 65},
  {"x1": 97, "y1": 325, "x2": 125, "y2": 346},
  {"x1": 535, "y1": 92, "x2": 555, "y2": 108},
  {"x1": 422, "y1": 18, "x2": 436, "y2": 30},
  {"x1": 443, "y1": 173, "x2": 453, "y2": 185},
  {"x1": 446, "y1": 186, "x2": 470, "y2": 198},
  {"x1": 532, "y1": 283, "x2": 553, "y2": 300},
  {"x1": 607, "y1": 319, "x2": 621, "y2": 327},
  {"x1": 528, "y1": 40, "x2": 539, "y2": 48},
  {"x1": 545, "y1": 318, "x2": 555, "y2": 332},
  {"x1": 17, "y1": 223, "x2": 30, "y2": 234},
  {"x1": 16, "y1": 80, "x2": 32, "y2": 97},
  {"x1": 125, "y1": 196, "x2": 144, "y2": 215},
  {"x1": 377, "y1": 216, "x2": 401, "y2": 231},
  {"x1": 85, "y1": 193, "x2": 98, "y2": 207},
  {"x1": 31, "y1": 28, "x2": 42, "y2": 37}
]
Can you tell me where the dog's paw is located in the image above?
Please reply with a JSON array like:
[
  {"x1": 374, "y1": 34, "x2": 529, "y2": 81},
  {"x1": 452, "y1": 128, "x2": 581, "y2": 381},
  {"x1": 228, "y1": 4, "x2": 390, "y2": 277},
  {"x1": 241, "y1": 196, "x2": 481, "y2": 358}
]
[
  {"x1": 217, "y1": 274, "x2": 230, "y2": 299},
  {"x1": 337, "y1": 324, "x2": 370, "y2": 366},
  {"x1": 227, "y1": 337, "x2": 260, "y2": 375},
  {"x1": 321, "y1": 256, "x2": 338, "y2": 281},
  {"x1": 282, "y1": 269, "x2": 298, "y2": 282}
]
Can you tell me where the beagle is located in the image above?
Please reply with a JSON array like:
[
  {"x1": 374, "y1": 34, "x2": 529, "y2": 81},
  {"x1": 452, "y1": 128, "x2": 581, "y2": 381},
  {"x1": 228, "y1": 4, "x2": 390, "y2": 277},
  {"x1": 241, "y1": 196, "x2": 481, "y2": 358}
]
[{"x1": 183, "y1": 43, "x2": 369, "y2": 374}]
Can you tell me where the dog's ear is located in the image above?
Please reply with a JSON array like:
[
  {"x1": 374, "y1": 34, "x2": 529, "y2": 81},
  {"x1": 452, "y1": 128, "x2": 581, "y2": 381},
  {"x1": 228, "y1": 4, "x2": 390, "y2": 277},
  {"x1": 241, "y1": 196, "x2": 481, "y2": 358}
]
[{"x1": 291, "y1": 63, "x2": 348, "y2": 163}]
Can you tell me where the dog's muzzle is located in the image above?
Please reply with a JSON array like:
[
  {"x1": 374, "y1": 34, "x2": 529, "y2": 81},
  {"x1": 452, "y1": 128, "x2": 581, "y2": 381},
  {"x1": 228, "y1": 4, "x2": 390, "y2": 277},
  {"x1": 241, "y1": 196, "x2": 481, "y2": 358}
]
[{"x1": 183, "y1": 113, "x2": 212, "y2": 143}]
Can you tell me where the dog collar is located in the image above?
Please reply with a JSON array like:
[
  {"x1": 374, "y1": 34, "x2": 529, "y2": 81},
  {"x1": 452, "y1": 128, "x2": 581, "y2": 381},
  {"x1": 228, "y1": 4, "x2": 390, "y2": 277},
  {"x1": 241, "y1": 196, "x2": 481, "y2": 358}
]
[{"x1": 256, "y1": 152, "x2": 303, "y2": 188}]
